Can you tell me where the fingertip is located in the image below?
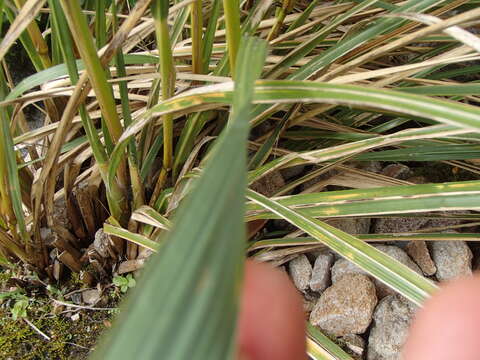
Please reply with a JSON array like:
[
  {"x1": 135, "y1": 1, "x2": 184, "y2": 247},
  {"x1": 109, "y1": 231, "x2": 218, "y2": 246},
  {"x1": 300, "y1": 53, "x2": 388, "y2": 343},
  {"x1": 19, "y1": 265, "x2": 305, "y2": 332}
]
[
  {"x1": 403, "y1": 274, "x2": 480, "y2": 360},
  {"x1": 238, "y1": 260, "x2": 306, "y2": 360}
]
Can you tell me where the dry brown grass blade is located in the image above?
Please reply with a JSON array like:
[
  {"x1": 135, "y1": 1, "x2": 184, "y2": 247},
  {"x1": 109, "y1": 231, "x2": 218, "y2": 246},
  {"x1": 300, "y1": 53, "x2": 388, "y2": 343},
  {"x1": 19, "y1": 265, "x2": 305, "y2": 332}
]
[
  {"x1": 335, "y1": 0, "x2": 469, "y2": 64},
  {"x1": 331, "y1": 53, "x2": 479, "y2": 84},
  {"x1": 0, "y1": 0, "x2": 47, "y2": 63},
  {"x1": 395, "y1": 12, "x2": 480, "y2": 52},
  {"x1": 374, "y1": 45, "x2": 473, "y2": 88},
  {"x1": 32, "y1": 0, "x2": 154, "y2": 269},
  {"x1": 321, "y1": 2, "x2": 480, "y2": 81}
]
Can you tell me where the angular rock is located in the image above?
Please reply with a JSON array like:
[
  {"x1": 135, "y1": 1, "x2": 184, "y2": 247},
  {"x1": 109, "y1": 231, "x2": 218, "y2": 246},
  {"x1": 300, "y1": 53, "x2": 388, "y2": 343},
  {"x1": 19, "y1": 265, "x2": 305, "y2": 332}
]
[
  {"x1": 367, "y1": 295, "x2": 417, "y2": 360},
  {"x1": 331, "y1": 258, "x2": 368, "y2": 284},
  {"x1": 360, "y1": 161, "x2": 382, "y2": 174},
  {"x1": 310, "y1": 252, "x2": 334, "y2": 292},
  {"x1": 374, "y1": 245, "x2": 422, "y2": 298},
  {"x1": 288, "y1": 254, "x2": 312, "y2": 292},
  {"x1": 310, "y1": 274, "x2": 377, "y2": 337},
  {"x1": 280, "y1": 165, "x2": 306, "y2": 181},
  {"x1": 430, "y1": 240, "x2": 472, "y2": 281},
  {"x1": 406, "y1": 176, "x2": 426, "y2": 184},
  {"x1": 332, "y1": 246, "x2": 421, "y2": 298},
  {"x1": 374, "y1": 217, "x2": 429, "y2": 234},
  {"x1": 250, "y1": 170, "x2": 285, "y2": 197},
  {"x1": 82, "y1": 289, "x2": 101, "y2": 305},
  {"x1": 340, "y1": 334, "x2": 365, "y2": 359},
  {"x1": 425, "y1": 212, "x2": 464, "y2": 229},
  {"x1": 326, "y1": 218, "x2": 371, "y2": 235},
  {"x1": 381, "y1": 164, "x2": 411, "y2": 179},
  {"x1": 405, "y1": 240, "x2": 436, "y2": 276},
  {"x1": 53, "y1": 197, "x2": 71, "y2": 230},
  {"x1": 118, "y1": 259, "x2": 146, "y2": 274},
  {"x1": 374, "y1": 209, "x2": 465, "y2": 235},
  {"x1": 93, "y1": 229, "x2": 112, "y2": 259},
  {"x1": 300, "y1": 169, "x2": 338, "y2": 192},
  {"x1": 40, "y1": 228, "x2": 57, "y2": 246}
]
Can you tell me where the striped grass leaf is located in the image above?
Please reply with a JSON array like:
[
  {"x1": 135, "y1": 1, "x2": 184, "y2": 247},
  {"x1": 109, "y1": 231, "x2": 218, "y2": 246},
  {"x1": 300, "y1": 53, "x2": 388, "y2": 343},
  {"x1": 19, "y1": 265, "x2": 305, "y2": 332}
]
[
  {"x1": 170, "y1": 5, "x2": 190, "y2": 46},
  {"x1": 113, "y1": 80, "x2": 480, "y2": 181},
  {"x1": 246, "y1": 180, "x2": 480, "y2": 220},
  {"x1": 150, "y1": 0, "x2": 176, "y2": 200},
  {"x1": 202, "y1": 0, "x2": 221, "y2": 73},
  {"x1": 266, "y1": 0, "x2": 381, "y2": 79},
  {"x1": 355, "y1": 143, "x2": 480, "y2": 162},
  {"x1": 92, "y1": 36, "x2": 267, "y2": 360},
  {"x1": 190, "y1": 0, "x2": 203, "y2": 75},
  {"x1": 171, "y1": 0, "x2": 221, "y2": 177},
  {"x1": 2, "y1": 5, "x2": 45, "y2": 71},
  {"x1": 222, "y1": 0, "x2": 241, "y2": 76},
  {"x1": 129, "y1": 80, "x2": 480, "y2": 141},
  {"x1": 59, "y1": 0, "x2": 123, "y2": 144},
  {"x1": 103, "y1": 223, "x2": 159, "y2": 252},
  {"x1": 307, "y1": 323, "x2": 354, "y2": 360},
  {"x1": 0, "y1": 63, "x2": 31, "y2": 257},
  {"x1": 2, "y1": 53, "x2": 158, "y2": 104},
  {"x1": 399, "y1": 83, "x2": 480, "y2": 96},
  {"x1": 130, "y1": 205, "x2": 172, "y2": 230},
  {"x1": 286, "y1": 0, "x2": 319, "y2": 32},
  {"x1": 249, "y1": 233, "x2": 480, "y2": 252},
  {"x1": 0, "y1": 0, "x2": 46, "y2": 64},
  {"x1": 246, "y1": 188, "x2": 438, "y2": 306},
  {"x1": 290, "y1": 0, "x2": 444, "y2": 81}
]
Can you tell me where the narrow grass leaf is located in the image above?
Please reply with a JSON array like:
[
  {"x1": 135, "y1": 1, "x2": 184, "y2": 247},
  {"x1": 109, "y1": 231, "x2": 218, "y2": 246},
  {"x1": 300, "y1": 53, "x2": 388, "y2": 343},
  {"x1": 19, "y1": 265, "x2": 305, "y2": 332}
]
[
  {"x1": 307, "y1": 323, "x2": 354, "y2": 360},
  {"x1": 246, "y1": 180, "x2": 480, "y2": 220},
  {"x1": 103, "y1": 223, "x2": 160, "y2": 252},
  {"x1": 246, "y1": 189, "x2": 438, "y2": 306}
]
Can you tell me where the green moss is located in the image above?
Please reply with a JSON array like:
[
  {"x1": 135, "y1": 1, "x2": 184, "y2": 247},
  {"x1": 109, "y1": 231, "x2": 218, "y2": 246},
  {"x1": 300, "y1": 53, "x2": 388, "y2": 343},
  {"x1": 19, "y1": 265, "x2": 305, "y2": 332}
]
[
  {"x1": 0, "y1": 269, "x2": 10, "y2": 284},
  {"x1": 0, "y1": 304, "x2": 112, "y2": 359}
]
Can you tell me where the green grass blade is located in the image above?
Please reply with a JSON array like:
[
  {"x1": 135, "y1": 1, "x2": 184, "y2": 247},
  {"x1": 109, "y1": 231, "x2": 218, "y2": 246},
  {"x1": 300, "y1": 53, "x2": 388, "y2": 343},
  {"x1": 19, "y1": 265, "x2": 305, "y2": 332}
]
[
  {"x1": 286, "y1": 0, "x2": 319, "y2": 32},
  {"x1": 246, "y1": 189, "x2": 437, "y2": 306},
  {"x1": 355, "y1": 143, "x2": 480, "y2": 162},
  {"x1": 0, "y1": 0, "x2": 46, "y2": 64},
  {"x1": 249, "y1": 233, "x2": 480, "y2": 252},
  {"x1": 246, "y1": 180, "x2": 480, "y2": 220},
  {"x1": 222, "y1": 0, "x2": 241, "y2": 77},
  {"x1": 266, "y1": 0, "x2": 380, "y2": 79},
  {"x1": 151, "y1": 0, "x2": 176, "y2": 192},
  {"x1": 202, "y1": 0, "x2": 221, "y2": 73},
  {"x1": 307, "y1": 323, "x2": 354, "y2": 360},
  {"x1": 59, "y1": 0, "x2": 123, "y2": 143},
  {"x1": 0, "y1": 63, "x2": 31, "y2": 251},
  {"x1": 104, "y1": 223, "x2": 160, "y2": 252},
  {"x1": 289, "y1": 0, "x2": 443, "y2": 80},
  {"x1": 131, "y1": 205, "x2": 172, "y2": 230},
  {"x1": 190, "y1": 0, "x2": 203, "y2": 75},
  {"x1": 118, "y1": 80, "x2": 480, "y2": 160},
  {"x1": 93, "y1": 36, "x2": 267, "y2": 360}
]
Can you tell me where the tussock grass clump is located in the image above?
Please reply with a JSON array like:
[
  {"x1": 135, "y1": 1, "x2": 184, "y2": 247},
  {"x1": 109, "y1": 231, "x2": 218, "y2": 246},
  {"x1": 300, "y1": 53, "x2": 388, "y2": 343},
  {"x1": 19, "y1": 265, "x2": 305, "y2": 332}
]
[{"x1": 1, "y1": 0, "x2": 480, "y2": 358}]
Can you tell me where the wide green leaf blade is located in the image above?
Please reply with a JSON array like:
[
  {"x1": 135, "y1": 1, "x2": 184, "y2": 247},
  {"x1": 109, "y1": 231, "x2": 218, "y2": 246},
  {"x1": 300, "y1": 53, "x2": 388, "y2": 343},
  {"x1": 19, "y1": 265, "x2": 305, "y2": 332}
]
[{"x1": 92, "y1": 36, "x2": 267, "y2": 360}]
